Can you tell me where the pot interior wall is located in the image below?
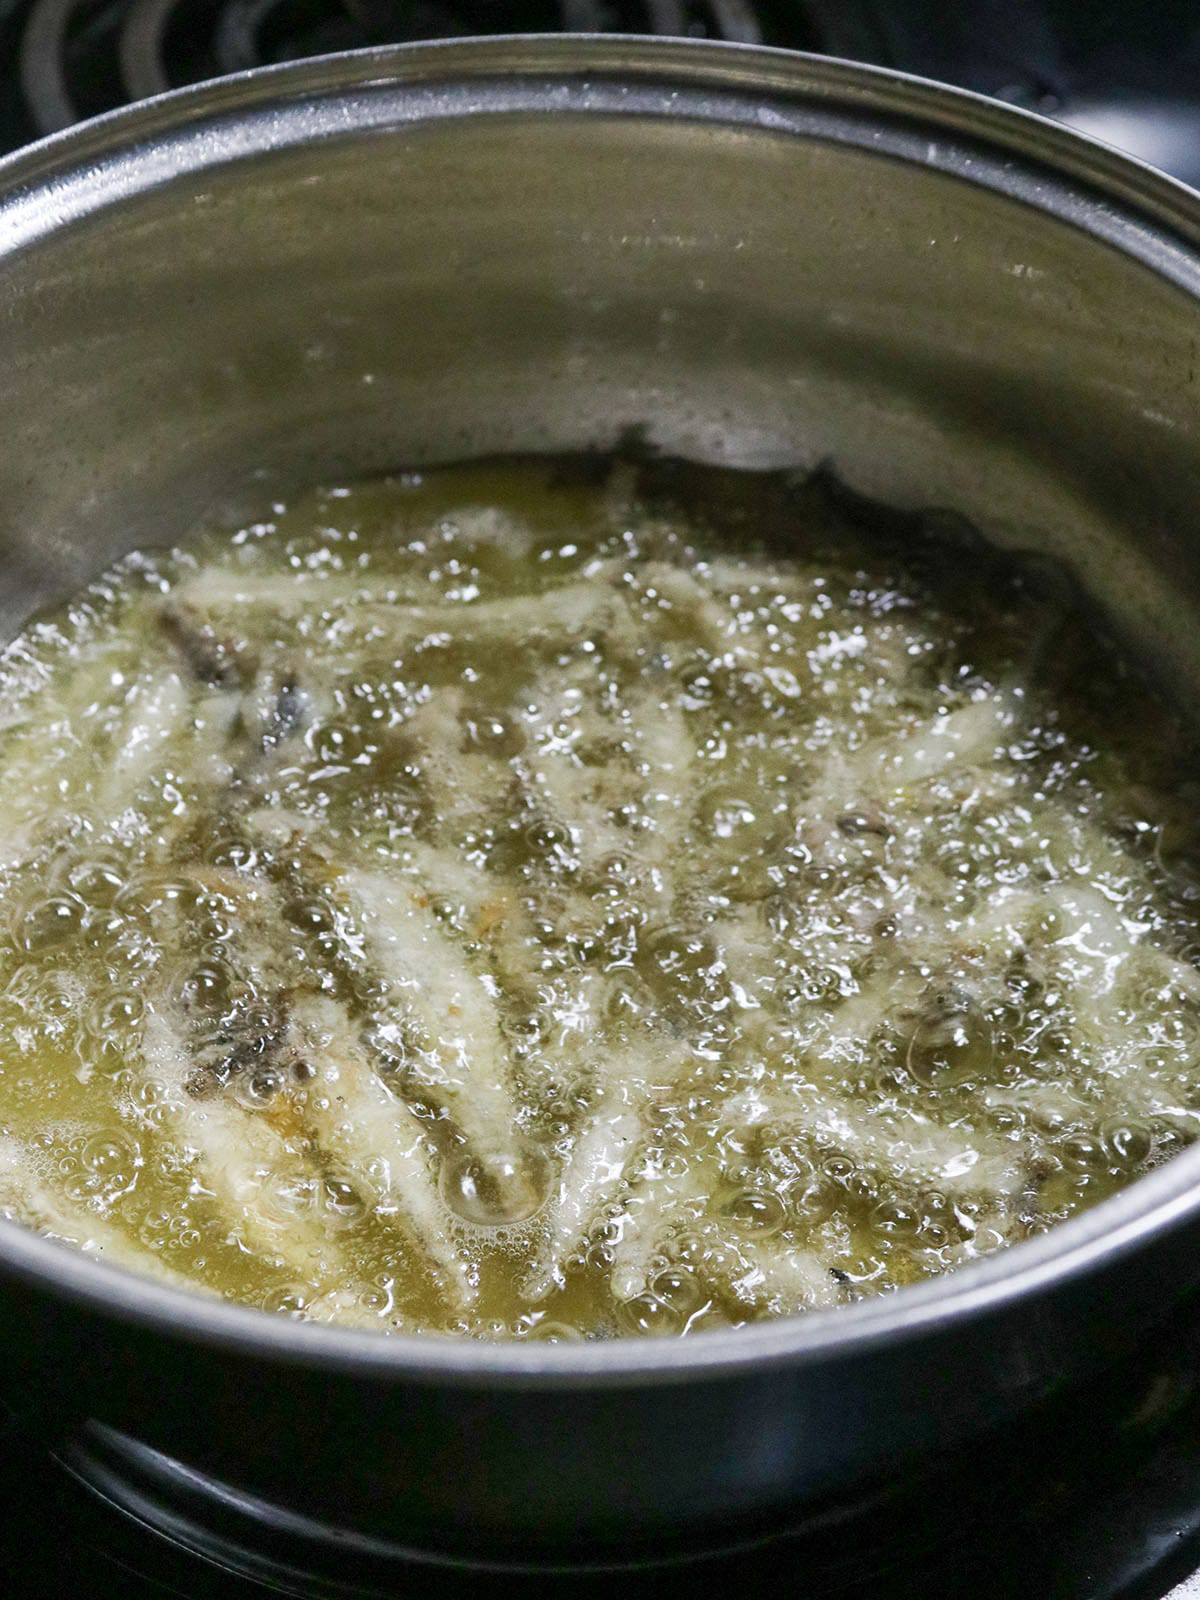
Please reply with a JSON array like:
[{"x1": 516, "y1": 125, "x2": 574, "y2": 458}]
[{"x1": 1, "y1": 84, "x2": 1200, "y2": 694}]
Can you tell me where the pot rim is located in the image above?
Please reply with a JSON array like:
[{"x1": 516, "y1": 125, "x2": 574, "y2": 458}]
[{"x1": 2, "y1": 33, "x2": 1200, "y2": 1387}]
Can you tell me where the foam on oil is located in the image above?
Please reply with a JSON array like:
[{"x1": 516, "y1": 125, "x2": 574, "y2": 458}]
[{"x1": 0, "y1": 457, "x2": 1195, "y2": 1339}]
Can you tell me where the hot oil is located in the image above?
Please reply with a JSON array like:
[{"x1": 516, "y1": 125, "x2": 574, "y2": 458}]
[{"x1": 0, "y1": 457, "x2": 1196, "y2": 1338}]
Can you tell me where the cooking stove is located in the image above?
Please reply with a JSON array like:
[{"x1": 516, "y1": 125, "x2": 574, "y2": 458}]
[
  {"x1": 3, "y1": 3, "x2": 1200, "y2": 1596},
  {"x1": 7, "y1": 1285, "x2": 1200, "y2": 1599}
]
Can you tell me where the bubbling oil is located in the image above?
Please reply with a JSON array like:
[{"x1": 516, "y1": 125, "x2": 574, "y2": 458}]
[{"x1": 0, "y1": 457, "x2": 1197, "y2": 1339}]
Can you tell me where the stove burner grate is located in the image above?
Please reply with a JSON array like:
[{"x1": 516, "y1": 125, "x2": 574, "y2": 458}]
[
  {"x1": 14, "y1": 1291, "x2": 1200, "y2": 1600},
  {"x1": 13, "y1": 0, "x2": 802, "y2": 139}
]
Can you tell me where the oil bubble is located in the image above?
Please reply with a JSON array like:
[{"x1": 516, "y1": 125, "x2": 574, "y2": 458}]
[
  {"x1": 83, "y1": 1130, "x2": 138, "y2": 1179},
  {"x1": 870, "y1": 1195, "x2": 919, "y2": 1235},
  {"x1": 907, "y1": 992, "x2": 994, "y2": 1088},
  {"x1": 322, "y1": 1175, "x2": 367, "y2": 1227},
  {"x1": 672, "y1": 1230, "x2": 709, "y2": 1268},
  {"x1": 1101, "y1": 1118, "x2": 1153, "y2": 1167},
  {"x1": 262, "y1": 1285, "x2": 310, "y2": 1317},
  {"x1": 650, "y1": 1265, "x2": 703, "y2": 1315},
  {"x1": 232, "y1": 1068, "x2": 285, "y2": 1111},
  {"x1": 641, "y1": 924, "x2": 714, "y2": 992},
  {"x1": 92, "y1": 992, "x2": 145, "y2": 1036},
  {"x1": 64, "y1": 854, "x2": 126, "y2": 905},
  {"x1": 615, "y1": 1293, "x2": 683, "y2": 1337},
  {"x1": 526, "y1": 1320, "x2": 583, "y2": 1342},
  {"x1": 260, "y1": 1174, "x2": 320, "y2": 1224},
  {"x1": 17, "y1": 894, "x2": 86, "y2": 953},
  {"x1": 1059, "y1": 1132, "x2": 1107, "y2": 1171},
  {"x1": 439, "y1": 1140, "x2": 552, "y2": 1227},
  {"x1": 173, "y1": 959, "x2": 236, "y2": 1013},
  {"x1": 717, "y1": 1188, "x2": 786, "y2": 1236}
]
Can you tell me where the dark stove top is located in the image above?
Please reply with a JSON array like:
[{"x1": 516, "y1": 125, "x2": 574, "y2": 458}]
[
  {"x1": 0, "y1": 1, "x2": 1199, "y2": 186},
  {"x1": 7, "y1": 1286, "x2": 1200, "y2": 1599},
  {"x1": 4, "y1": 3, "x2": 1200, "y2": 1596}
]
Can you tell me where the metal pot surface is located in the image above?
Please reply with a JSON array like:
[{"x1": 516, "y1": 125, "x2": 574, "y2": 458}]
[{"x1": 1, "y1": 33, "x2": 1200, "y2": 1574}]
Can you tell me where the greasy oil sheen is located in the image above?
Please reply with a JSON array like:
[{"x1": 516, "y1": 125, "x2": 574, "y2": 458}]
[{"x1": 0, "y1": 457, "x2": 1197, "y2": 1340}]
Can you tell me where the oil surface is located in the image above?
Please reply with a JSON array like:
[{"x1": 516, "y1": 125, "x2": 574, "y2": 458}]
[{"x1": 0, "y1": 457, "x2": 1197, "y2": 1339}]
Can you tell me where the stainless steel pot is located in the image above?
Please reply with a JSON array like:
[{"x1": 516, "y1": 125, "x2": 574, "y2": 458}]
[{"x1": 2, "y1": 34, "x2": 1200, "y2": 1579}]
